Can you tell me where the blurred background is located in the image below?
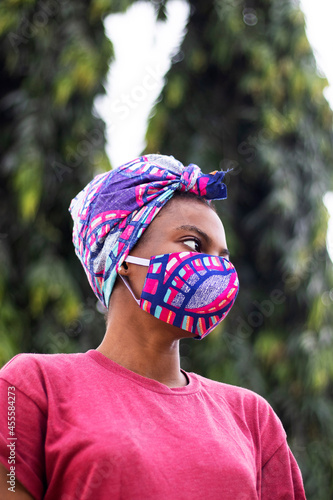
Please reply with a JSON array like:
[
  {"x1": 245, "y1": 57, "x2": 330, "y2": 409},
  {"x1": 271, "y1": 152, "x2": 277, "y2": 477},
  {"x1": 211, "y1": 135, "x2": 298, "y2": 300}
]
[{"x1": 0, "y1": 0, "x2": 333, "y2": 498}]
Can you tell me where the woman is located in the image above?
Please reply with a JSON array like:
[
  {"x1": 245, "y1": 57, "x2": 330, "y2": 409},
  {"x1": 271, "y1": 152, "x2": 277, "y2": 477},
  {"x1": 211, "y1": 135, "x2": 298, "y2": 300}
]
[{"x1": 0, "y1": 154, "x2": 305, "y2": 499}]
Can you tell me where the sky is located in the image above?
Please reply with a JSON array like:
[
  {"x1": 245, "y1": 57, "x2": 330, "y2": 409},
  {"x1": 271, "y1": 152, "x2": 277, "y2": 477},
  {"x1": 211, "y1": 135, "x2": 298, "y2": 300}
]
[
  {"x1": 300, "y1": 0, "x2": 333, "y2": 259},
  {"x1": 94, "y1": 1, "x2": 190, "y2": 167},
  {"x1": 94, "y1": 0, "x2": 333, "y2": 260},
  {"x1": 300, "y1": 0, "x2": 333, "y2": 105}
]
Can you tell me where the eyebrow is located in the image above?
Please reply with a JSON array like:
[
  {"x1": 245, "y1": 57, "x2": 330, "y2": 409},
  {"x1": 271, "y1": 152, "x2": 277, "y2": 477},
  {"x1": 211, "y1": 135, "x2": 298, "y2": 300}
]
[{"x1": 176, "y1": 225, "x2": 230, "y2": 259}]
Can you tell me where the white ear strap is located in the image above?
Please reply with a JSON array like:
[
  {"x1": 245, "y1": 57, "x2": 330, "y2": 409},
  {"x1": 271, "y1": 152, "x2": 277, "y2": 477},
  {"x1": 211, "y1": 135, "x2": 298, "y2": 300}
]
[
  {"x1": 125, "y1": 255, "x2": 150, "y2": 266},
  {"x1": 119, "y1": 275, "x2": 140, "y2": 306}
]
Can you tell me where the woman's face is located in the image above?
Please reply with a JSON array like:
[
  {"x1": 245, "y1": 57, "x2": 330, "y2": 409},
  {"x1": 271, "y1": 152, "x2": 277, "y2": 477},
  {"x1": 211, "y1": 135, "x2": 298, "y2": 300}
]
[{"x1": 125, "y1": 197, "x2": 229, "y2": 301}]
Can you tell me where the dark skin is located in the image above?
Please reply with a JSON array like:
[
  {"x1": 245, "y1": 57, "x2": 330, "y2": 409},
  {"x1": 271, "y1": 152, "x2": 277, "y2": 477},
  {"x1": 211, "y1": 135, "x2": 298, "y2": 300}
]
[
  {"x1": 0, "y1": 197, "x2": 229, "y2": 499},
  {"x1": 0, "y1": 464, "x2": 34, "y2": 499},
  {"x1": 97, "y1": 197, "x2": 229, "y2": 388}
]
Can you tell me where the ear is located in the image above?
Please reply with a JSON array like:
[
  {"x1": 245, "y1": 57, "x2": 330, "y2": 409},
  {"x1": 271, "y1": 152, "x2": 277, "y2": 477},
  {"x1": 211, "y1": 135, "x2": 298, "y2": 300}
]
[{"x1": 118, "y1": 262, "x2": 129, "y2": 276}]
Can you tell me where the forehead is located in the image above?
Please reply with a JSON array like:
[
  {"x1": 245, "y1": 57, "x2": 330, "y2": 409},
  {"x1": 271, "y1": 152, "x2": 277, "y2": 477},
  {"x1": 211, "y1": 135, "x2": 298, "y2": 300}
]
[{"x1": 148, "y1": 197, "x2": 226, "y2": 245}]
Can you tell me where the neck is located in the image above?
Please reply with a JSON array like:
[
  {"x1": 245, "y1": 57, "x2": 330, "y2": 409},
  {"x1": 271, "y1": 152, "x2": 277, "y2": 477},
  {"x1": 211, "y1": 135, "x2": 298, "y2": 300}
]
[{"x1": 96, "y1": 286, "x2": 188, "y2": 388}]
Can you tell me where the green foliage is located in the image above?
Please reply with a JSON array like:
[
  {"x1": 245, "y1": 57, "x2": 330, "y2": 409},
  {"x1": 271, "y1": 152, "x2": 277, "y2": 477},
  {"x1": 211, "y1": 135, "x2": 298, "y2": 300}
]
[
  {"x1": 147, "y1": 0, "x2": 333, "y2": 497},
  {"x1": 0, "y1": 0, "x2": 134, "y2": 364}
]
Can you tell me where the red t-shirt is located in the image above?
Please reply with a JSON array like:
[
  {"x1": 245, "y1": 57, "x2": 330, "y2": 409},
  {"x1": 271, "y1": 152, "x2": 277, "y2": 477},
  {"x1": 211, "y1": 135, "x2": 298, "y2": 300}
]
[{"x1": 0, "y1": 350, "x2": 305, "y2": 499}]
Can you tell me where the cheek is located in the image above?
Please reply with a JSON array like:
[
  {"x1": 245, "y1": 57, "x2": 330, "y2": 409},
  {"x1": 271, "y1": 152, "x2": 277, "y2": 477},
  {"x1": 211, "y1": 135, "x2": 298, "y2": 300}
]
[{"x1": 131, "y1": 266, "x2": 149, "y2": 298}]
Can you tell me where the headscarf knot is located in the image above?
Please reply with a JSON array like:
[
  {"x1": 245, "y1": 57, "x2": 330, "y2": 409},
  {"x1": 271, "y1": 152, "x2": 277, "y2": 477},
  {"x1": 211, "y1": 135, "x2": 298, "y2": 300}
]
[{"x1": 179, "y1": 164, "x2": 201, "y2": 192}]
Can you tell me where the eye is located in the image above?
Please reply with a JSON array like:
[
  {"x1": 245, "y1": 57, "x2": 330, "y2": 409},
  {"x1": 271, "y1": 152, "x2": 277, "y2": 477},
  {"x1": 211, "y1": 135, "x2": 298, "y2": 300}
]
[{"x1": 183, "y1": 238, "x2": 201, "y2": 252}]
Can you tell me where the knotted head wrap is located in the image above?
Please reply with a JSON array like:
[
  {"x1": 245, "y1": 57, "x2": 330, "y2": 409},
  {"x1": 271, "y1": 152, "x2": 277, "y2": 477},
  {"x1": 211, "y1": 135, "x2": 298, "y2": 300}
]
[{"x1": 69, "y1": 154, "x2": 228, "y2": 308}]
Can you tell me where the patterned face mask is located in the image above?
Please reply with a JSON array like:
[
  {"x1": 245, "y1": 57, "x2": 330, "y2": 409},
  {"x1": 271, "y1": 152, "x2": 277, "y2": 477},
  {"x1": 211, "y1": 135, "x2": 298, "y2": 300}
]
[{"x1": 119, "y1": 252, "x2": 239, "y2": 339}]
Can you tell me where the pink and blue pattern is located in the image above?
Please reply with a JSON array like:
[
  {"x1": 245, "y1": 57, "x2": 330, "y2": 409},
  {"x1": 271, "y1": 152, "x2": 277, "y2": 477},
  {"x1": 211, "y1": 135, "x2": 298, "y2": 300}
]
[
  {"x1": 69, "y1": 154, "x2": 228, "y2": 308},
  {"x1": 140, "y1": 252, "x2": 239, "y2": 339}
]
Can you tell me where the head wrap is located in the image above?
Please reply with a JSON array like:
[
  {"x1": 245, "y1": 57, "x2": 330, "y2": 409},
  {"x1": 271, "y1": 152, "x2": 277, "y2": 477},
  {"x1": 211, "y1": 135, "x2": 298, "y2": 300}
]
[{"x1": 69, "y1": 154, "x2": 228, "y2": 308}]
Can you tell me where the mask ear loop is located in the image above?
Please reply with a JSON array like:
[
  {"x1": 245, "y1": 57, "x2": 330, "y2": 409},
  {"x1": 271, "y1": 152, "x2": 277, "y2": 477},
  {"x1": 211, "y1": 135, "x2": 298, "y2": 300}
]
[
  {"x1": 125, "y1": 255, "x2": 150, "y2": 266},
  {"x1": 118, "y1": 255, "x2": 150, "y2": 306},
  {"x1": 119, "y1": 275, "x2": 141, "y2": 306}
]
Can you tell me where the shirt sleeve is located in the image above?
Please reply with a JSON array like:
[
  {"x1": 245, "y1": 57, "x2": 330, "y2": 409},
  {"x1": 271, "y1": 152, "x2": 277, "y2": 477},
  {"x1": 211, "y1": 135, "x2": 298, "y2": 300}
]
[
  {"x1": 261, "y1": 440, "x2": 306, "y2": 499},
  {"x1": 253, "y1": 393, "x2": 306, "y2": 499},
  {"x1": 0, "y1": 356, "x2": 47, "y2": 500}
]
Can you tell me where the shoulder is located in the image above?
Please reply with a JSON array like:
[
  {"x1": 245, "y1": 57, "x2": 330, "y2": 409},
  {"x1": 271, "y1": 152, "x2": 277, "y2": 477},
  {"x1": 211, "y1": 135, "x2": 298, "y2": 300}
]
[
  {"x1": 192, "y1": 372, "x2": 286, "y2": 437},
  {"x1": 0, "y1": 351, "x2": 90, "y2": 407},
  {"x1": 1, "y1": 351, "x2": 87, "y2": 379}
]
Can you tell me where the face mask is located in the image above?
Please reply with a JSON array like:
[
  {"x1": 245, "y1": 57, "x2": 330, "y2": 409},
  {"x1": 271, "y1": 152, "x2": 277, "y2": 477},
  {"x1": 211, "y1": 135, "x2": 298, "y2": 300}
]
[{"x1": 119, "y1": 251, "x2": 239, "y2": 339}]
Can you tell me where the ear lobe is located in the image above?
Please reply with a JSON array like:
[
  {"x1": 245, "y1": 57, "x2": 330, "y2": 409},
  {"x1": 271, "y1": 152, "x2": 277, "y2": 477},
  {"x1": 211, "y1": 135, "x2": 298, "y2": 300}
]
[{"x1": 118, "y1": 262, "x2": 128, "y2": 276}]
